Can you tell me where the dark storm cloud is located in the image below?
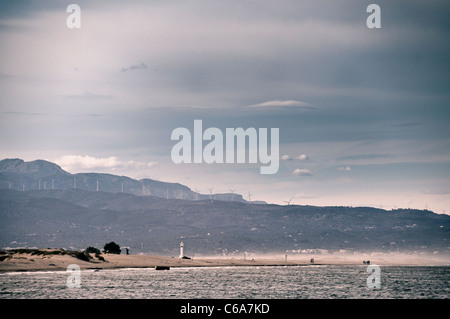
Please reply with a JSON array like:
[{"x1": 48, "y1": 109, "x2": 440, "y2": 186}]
[
  {"x1": 130, "y1": 0, "x2": 450, "y2": 114},
  {"x1": 0, "y1": 0, "x2": 59, "y2": 19}
]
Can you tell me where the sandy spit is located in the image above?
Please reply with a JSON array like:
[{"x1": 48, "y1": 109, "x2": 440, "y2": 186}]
[
  {"x1": 1, "y1": 249, "x2": 449, "y2": 273},
  {"x1": 0, "y1": 252, "x2": 307, "y2": 272}
]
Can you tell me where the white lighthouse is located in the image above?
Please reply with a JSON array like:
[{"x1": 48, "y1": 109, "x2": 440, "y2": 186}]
[{"x1": 179, "y1": 241, "x2": 184, "y2": 258}]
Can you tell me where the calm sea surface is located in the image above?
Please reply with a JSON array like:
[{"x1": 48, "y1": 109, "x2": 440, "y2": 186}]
[{"x1": 1, "y1": 265, "x2": 449, "y2": 299}]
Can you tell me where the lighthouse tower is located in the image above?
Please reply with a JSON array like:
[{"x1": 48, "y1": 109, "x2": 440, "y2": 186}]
[{"x1": 179, "y1": 242, "x2": 184, "y2": 258}]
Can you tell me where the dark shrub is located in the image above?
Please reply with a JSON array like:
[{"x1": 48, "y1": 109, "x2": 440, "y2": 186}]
[
  {"x1": 85, "y1": 246, "x2": 101, "y2": 254},
  {"x1": 104, "y1": 242, "x2": 121, "y2": 254},
  {"x1": 73, "y1": 251, "x2": 91, "y2": 262}
]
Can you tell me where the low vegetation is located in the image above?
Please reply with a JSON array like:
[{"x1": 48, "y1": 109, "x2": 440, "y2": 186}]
[
  {"x1": 85, "y1": 246, "x2": 105, "y2": 261},
  {"x1": 0, "y1": 247, "x2": 107, "y2": 262},
  {"x1": 103, "y1": 242, "x2": 121, "y2": 254}
]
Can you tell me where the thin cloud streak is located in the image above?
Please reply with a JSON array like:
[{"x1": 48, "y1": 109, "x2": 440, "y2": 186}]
[
  {"x1": 249, "y1": 100, "x2": 312, "y2": 108},
  {"x1": 293, "y1": 168, "x2": 312, "y2": 176},
  {"x1": 54, "y1": 155, "x2": 157, "y2": 174}
]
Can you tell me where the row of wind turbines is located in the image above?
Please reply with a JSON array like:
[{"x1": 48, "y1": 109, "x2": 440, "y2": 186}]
[
  {"x1": 93, "y1": 179, "x2": 445, "y2": 211},
  {"x1": 23, "y1": 179, "x2": 439, "y2": 211},
  {"x1": 143, "y1": 184, "x2": 260, "y2": 204},
  {"x1": 198, "y1": 187, "x2": 296, "y2": 205},
  {"x1": 34, "y1": 176, "x2": 298, "y2": 205}
]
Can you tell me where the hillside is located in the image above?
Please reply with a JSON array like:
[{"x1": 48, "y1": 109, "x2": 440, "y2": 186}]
[
  {"x1": 0, "y1": 158, "x2": 248, "y2": 203},
  {"x1": 1, "y1": 187, "x2": 448, "y2": 256}
]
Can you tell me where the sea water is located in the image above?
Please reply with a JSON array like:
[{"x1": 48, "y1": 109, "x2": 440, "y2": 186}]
[{"x1": 0, "y1": 265, "x2": 449, "y2": 299}]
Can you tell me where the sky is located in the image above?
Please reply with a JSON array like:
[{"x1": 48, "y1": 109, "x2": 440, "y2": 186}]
[{"x1": 0, "y1": 0, "x2": 449, "y2": 213}]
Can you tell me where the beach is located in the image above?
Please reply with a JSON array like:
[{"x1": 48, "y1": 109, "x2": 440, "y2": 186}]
[
  {"x1": 0, "y1": 249, "x2": 309, "y2": 272},
  {"x1": 1, "y1": 249, "x2": 449, "y2": 273}
]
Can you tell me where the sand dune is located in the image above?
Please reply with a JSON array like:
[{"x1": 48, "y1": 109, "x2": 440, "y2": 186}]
[{"x1": 0, "y1": 249, "x2": 307, "y2": 272}]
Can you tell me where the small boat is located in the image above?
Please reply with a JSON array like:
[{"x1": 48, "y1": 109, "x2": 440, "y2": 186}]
[{"x1": 155, "y1": 265, "x2": 170, "y2": 270}]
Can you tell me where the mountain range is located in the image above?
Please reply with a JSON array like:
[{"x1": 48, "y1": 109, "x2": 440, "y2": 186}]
[
  {"x1": 0, "y1": 158, "x2": 251, "y2": 203},
  {"x1": 0, "y1": 158, "x2": 449, "y2": 257}
]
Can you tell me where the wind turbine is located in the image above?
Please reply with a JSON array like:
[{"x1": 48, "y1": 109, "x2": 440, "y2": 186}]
[
  {"x1": 142, "y1": 184, "x2": 151, "y2": 196},
  {"x1": 247, "y1": 191, "x2": 253, "y2": 203},
  {"x1": 194, "y1": 188, "x2": 200, "y2": 200},
  {"x1": 283, "y1": 196, "x2": 294, "y2": 206},
  {"x1": 208, "y1": 187, "x2": 214, "y2": 201},
  {"x1": 97, "y1": 179, "x2": 99, "y2": 192},
  {"x1": 229, "y1": 188, "x2": 236, "y2": 201}
]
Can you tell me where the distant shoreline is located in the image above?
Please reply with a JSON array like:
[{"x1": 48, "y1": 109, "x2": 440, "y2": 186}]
[
  {"x1": 1, "y1": 249, "x2": 449, "y2": 273},
  {"x1": 0, "y1": 249, "x2": 313, "y2": 273}
]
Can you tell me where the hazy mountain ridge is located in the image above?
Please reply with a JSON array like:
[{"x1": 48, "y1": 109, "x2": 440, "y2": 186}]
[
  {"x1": 1, "y1": 158, "x2": 449, "y2": 256},
  {"x1": 0, "y1": 187, "x2": 449, "y2": 256},
  {"x1": 0, "y1": 158, "x2": 248, "y2": 203}
]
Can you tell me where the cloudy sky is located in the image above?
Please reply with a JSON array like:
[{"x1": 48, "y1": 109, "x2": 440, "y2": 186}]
[{"x1": 1, "y1": 0, "x2": 449, "y2": 213}]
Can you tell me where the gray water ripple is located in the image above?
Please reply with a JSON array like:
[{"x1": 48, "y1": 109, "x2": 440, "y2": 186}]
[{"x1": 0, "y1": 265, "x2": 449, "y2": 299}]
